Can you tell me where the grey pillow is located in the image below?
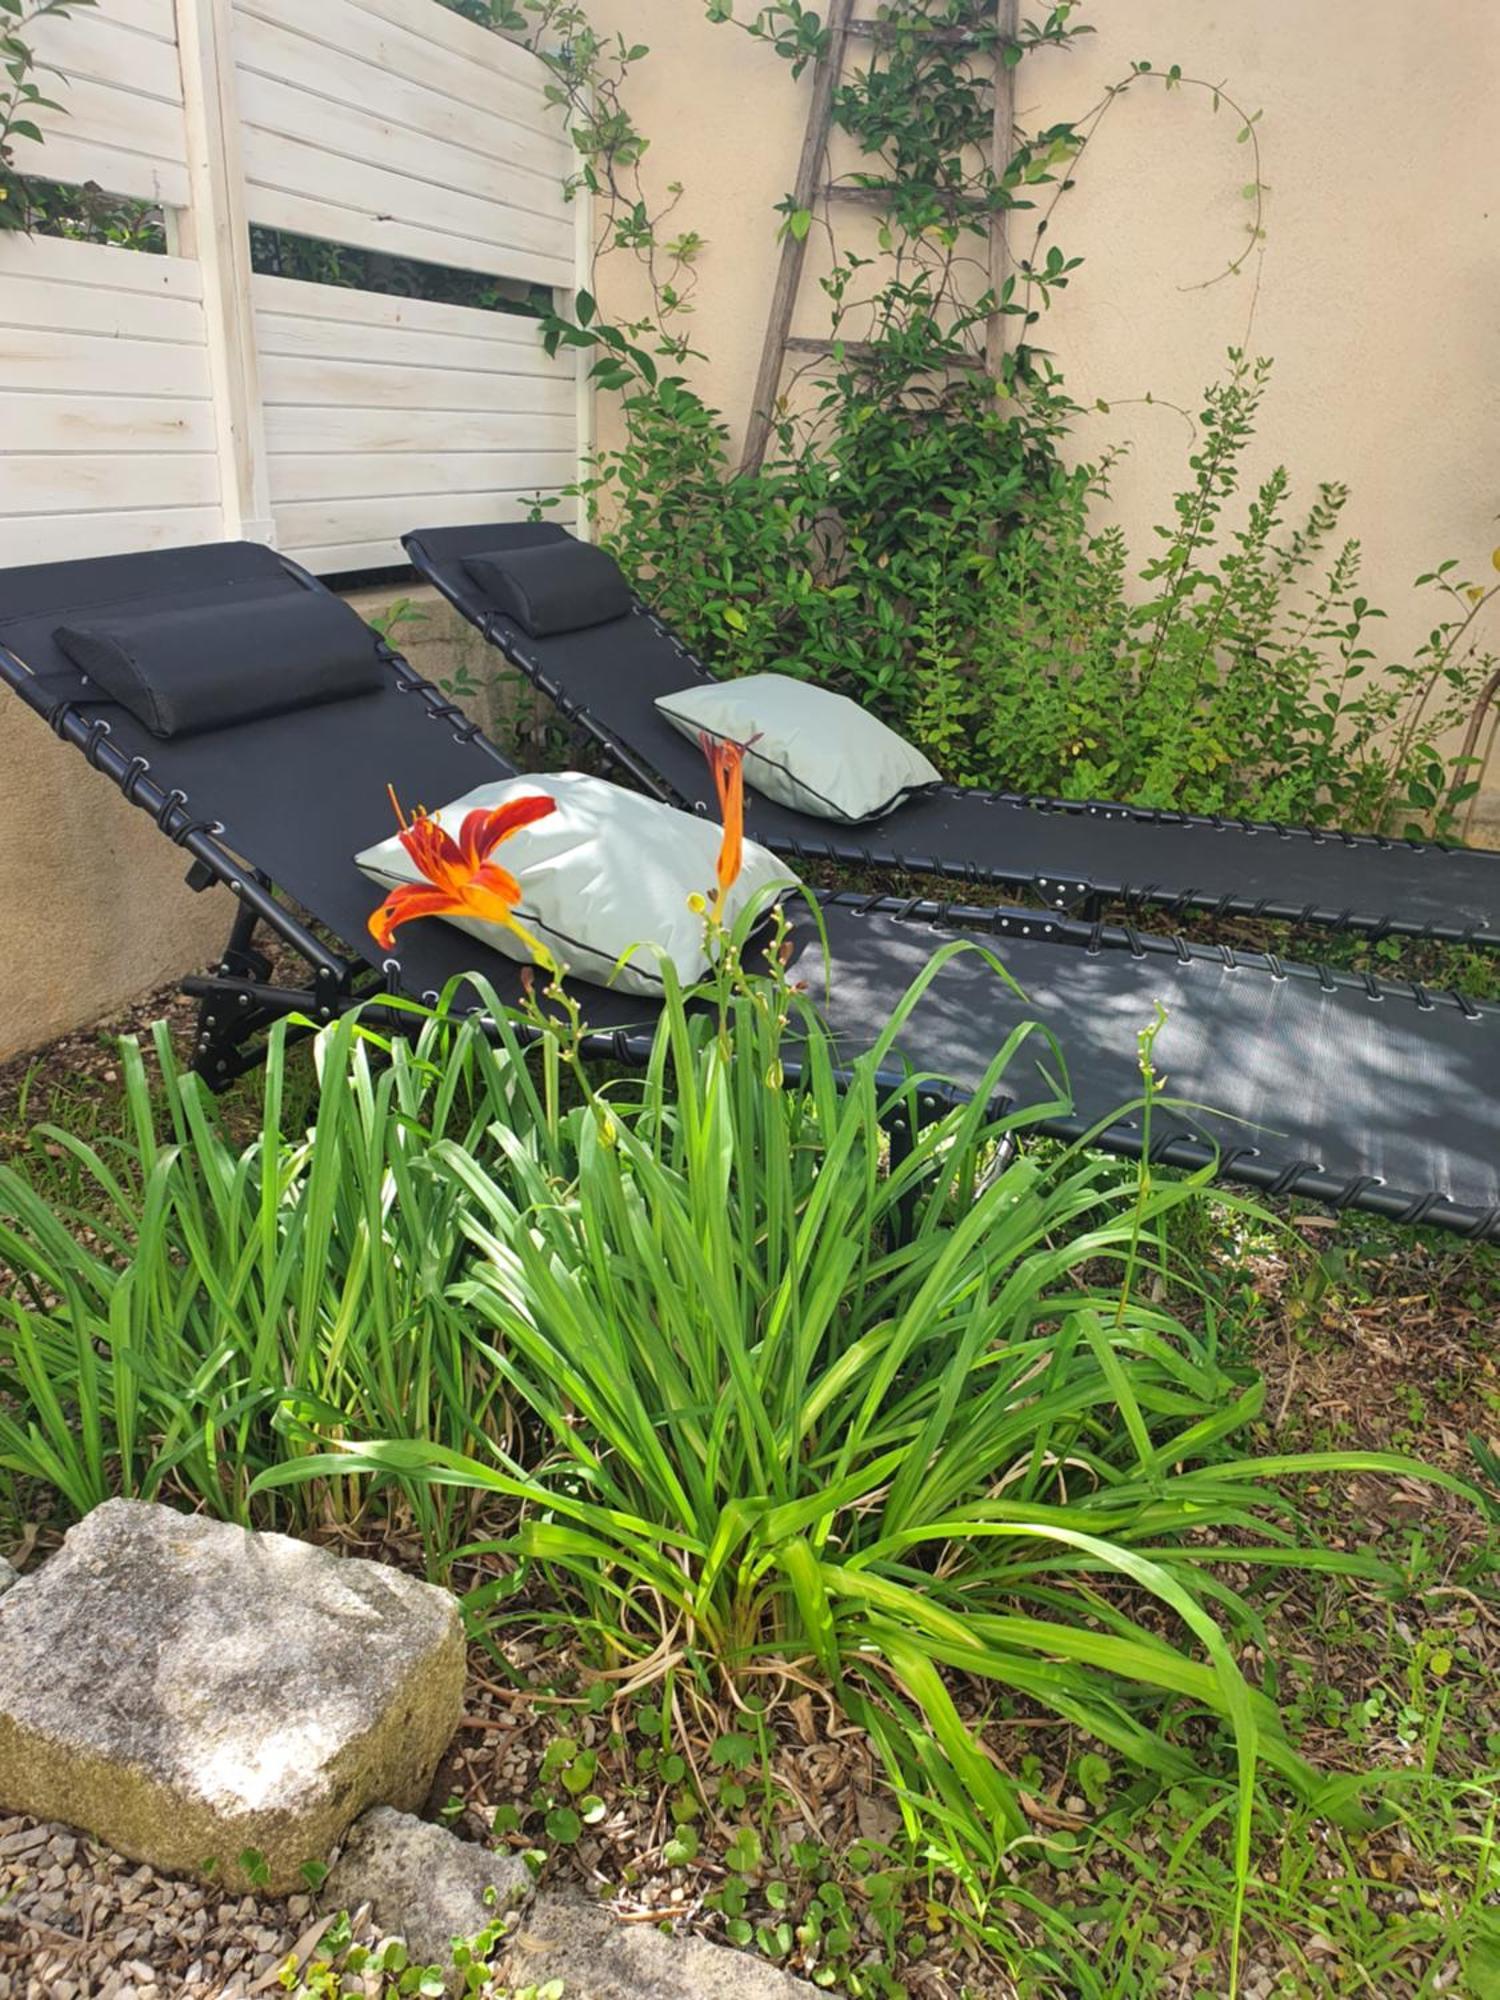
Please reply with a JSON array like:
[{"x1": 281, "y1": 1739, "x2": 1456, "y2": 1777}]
[
  {"x1": 655, "y1": 674, "x2": 942, "y2": 823},
  {"x1": 356, "y1": 772, "x2": 799, "y2": 996}
]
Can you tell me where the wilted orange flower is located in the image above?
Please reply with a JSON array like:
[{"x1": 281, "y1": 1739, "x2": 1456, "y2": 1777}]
[
  {"x1": 699, "y1": 730, "x2": 756, "y2": 923},
  {"x1": 368, "y1": 786, "x2": 556, "y2": 962}
]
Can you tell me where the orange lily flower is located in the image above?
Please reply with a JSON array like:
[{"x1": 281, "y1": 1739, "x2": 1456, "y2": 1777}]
[
  {"x1": 368, "y1": 786, "x2": 557, "y2": 963},
  {"x1": 699, "y1": 729, "x2": 753, "y2": 923}
]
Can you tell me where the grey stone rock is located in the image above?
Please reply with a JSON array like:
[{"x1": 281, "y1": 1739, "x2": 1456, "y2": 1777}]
[
  {"x1": 0, "y1": 1499, "x2": 463, "y2": 1893},
  {"x1": 498, "y1": 1893, "x2": 819, "y2": 1999},
  {"x1": 0, "y1": 1559, "x2": 17, "y2": 1600},
  {"x1": 322, "y1": 1807, "x2": 532, "y2": 1980}
]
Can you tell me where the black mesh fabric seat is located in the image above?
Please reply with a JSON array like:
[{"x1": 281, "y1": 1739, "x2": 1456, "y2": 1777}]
[
  {"x1": 3, "y1": 540, "x2": 1498, "y2": 1239},
  {"x1": 407, "y1": 522, "x2": 1500, "y2": 948}
]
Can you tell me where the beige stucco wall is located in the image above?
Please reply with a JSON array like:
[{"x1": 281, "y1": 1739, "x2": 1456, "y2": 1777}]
[
  {"x1": 0, "y1": 588, "x2": 491, "y2": 1065},
  {"x1": 589, "y1": 0, "x2": 1500, "y2": 832}
]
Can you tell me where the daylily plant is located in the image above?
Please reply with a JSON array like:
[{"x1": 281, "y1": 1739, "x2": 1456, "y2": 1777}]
[{"x1": 368, "y1": 787, "x2": 557, "y2": 964}]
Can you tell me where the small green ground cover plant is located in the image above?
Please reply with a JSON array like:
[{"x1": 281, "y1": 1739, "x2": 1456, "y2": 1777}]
[{"x1": 279, "y1": 1910, "x2": 551, "y2": 1997}]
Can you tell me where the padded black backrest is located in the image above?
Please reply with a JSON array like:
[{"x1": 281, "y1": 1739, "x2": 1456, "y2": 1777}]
[
  {"x1": 55, "y1": 589, "x2": 384, "y2": 739},
  {"x1": 463, "y1": 538, "x2": 633, "y2": 637}
]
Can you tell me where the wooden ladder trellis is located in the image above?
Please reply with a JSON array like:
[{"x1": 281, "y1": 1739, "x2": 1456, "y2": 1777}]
[{"x1": 740, "y1": 0, "x2": 1021, "y2": 474}]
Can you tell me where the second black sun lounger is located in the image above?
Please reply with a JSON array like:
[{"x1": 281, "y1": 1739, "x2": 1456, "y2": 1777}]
[
  {"x1": 3, "y1": 540, "x2": 1498, "y2": 1240},
  {"x1": 407, "y1": 522, "x2": 1500, "y2": 950}
]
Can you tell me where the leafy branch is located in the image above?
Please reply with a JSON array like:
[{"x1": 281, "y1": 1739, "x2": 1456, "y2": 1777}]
[{"x1": 0, "y1": 0, "x2": 95, "y2": 233}]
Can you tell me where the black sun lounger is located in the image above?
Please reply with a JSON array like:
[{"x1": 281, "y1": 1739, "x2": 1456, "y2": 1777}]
[
  {"x1": 3, "y1": 540, "x2": 1498, "y2": 1240},
  {"x1": 407, "y1": 522, "x2": 1500, "y2": 950}
]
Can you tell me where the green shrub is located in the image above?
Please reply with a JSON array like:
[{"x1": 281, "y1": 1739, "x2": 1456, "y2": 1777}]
[
  {"x1": 549, "y1": 315, "x2": 1499, "y2": 839},
  {"x1": 904, "y1": 353, "x2": 1500, "y2": 835}
]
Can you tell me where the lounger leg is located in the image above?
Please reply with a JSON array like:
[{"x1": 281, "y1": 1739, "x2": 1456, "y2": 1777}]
[
  {"x1": 215, "y1": 894, "x2": 272, "y2": 986},
  {"x1": 888, "y1": 1105, "x2": 916, "y2": 1243},
  {"x1": 886, "y1": 1089, "x2": 943, "y2": 1246},
  {"x1": 187, "y1": 899, "x2": 261, "y2": 1085},
  {"x1": 186, "y1": 967, "x2": 350, "y2": 1088}
]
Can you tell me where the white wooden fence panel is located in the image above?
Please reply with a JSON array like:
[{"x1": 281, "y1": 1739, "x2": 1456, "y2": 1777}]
[
  {"x1": 231, "y1": 0, "x2": 573, "y2": 289},
  {"x1": 258, "y1": 354, "x2": 571, "y2": 415},
  {"x1": 0, "y1": 235, "x2": 219, "y2": 565},
  {"x1": 1, "y1": 0, "x2": 585, "y2": 573},
  {"x1": 10, "y1": 0, "x2": 189, "y2": 208},
  {"x1": 255, "y1": 271, "x2": 578, "y2": 572}
]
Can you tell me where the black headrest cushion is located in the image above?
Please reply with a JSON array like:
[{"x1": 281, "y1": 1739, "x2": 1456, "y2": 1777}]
[
  {"x1": 463, "y1": 539, "x2": 633, "y2": 638},
  {"x1": 54, "y1": 589, "x2": 386, "y2": 740}
]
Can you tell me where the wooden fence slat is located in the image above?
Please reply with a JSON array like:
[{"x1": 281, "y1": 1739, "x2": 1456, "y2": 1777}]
[
  {"x1": 6, "y1": 75, "x2": 189, "y2": 204},
  {"x1": 262, "y1": 405, "x2": 572, "y2": 456},
  {"x1": 0, "y1": 393, "x2": 216, "y2": 455},
  {"x1": 258, "y1": 354, "x2": 575, "y2": 416},
  {"x1": 5, "y1": 507, "x2": 226, "y2": 566},
  {"x1": 0, "y1": 232, "x2": 204, "y2": 296},
  {"x1": 30, "y1": 12, "x2": 185, "y2": 103},
  {"x1": 349, "y1": 0, "x2": 560, "y2": 96},
  {"x1": 237, "y1": 124, "x2": 572, "y2": 284},
  {"x1": 0, "y1": 327, "x2": 212, "y2": 397},
  {"x1": 0, "y1": 454, "x2": 221, "y2": 515},
  {"x1": 255, "y1": 310, "x2": 558, "y2": 378},
  {"x1": 290, "y1": 521, "x2": 575, "y2": 577},
  {"x1": 91, "y1": 0, "x2": 181, "y2": 44},
  {"x1": 234, "y1": 70, "x2": 566, "y2": 229},
  {"x1": 268, "y1": 449, "x2": 575, "y2": 505},
  {"x1": 1, "y1": 274, "x2": 210, "y2": 346},
  {"x1": 277, "y1": 488, "x2": 573, "y2": 573},
  {"x1": 250, "y1": 271, "x2": 541, "y2": 336}
]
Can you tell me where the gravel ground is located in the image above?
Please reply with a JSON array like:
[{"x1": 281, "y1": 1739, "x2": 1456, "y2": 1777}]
[{"x1": 0, "y1": 1816, "x2": 375, "y2": 2000}]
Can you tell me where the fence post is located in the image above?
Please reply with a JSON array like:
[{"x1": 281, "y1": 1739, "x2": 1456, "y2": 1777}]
[{"x1": 173, "y1": 0, "x2": 275, "y2": 545}]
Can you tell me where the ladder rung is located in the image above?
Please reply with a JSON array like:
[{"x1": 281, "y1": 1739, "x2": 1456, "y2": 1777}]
[
  {"x1": 848, "y1": 18, "x2": 987, "y2": 45},
  {"x1": 823, "y1": 182, "x2": 990, "y2": 213},
  {"x1": 786, "y1": 335, "x2": 986, "y2": 373}
]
